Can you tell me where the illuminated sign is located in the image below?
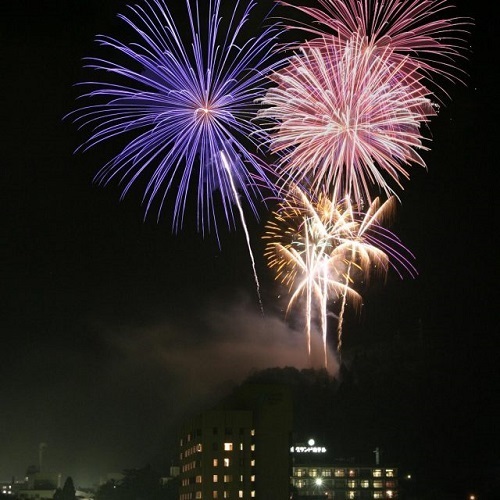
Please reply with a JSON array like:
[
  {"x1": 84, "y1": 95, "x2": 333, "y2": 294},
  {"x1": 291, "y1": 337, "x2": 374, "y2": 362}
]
[{"x1": 290, "y1": 439, "x2": 327, "y2": 454}]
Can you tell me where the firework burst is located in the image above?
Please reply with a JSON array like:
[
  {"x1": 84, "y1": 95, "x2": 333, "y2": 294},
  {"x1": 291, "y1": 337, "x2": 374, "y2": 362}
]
[
  {"x1": 68, "y1": 0, "x2": 284, "y2": 243},
  {"x1": 281, "y1": 0, "x2": 471, "y2": 93},
  {"x1": 264, "y1": 187, "x2": 361, "y2": 365},
  {"x1": 264, "y1": 187, "x2": 416, "y2": 364},
  {"x1": 259, "y1": 33, "x2": 437, "y2": 208}
]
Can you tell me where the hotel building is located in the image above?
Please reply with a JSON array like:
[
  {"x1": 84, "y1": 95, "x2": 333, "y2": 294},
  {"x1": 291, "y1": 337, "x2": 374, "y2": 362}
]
[
  {"x1": 178, "y1": 383, "x2": 293, "y2": 499},
  {"x1": 290, "y1": 441, "x2": 398, "y2": 499}
]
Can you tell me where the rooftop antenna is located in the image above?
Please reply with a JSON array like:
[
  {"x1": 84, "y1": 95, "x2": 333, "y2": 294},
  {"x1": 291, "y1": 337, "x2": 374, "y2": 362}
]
[{"x1": 373, "y1": 447, "x2": 380, "y2": 465}]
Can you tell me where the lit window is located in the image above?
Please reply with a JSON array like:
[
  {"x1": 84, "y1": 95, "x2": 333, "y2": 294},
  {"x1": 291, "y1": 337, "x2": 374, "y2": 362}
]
[
  {"x1": 224, "y1": 443, "x2": 233, "y2": 451},
  {"x1": 197, "y1": 444, "x2": 203, "y2": 452},
  {"x1": 238, "y1": 492, "x2": 243, "y2": 498},
  {"x1": 251, "y1": 491, "x2": 255, "y2": 498},
  {"x1": 386, "y1": 490, "x2": 394, "y2": 498},
  {"x1": 373, "y1": 493, "x2": 383, "y2": 499},
  {"x1": 195, "y1": 492, "x2": 202, "y2": 499},
  {"x1": 347, "y1": 493, "x2": 357, "y2": 499},
  {"x1": 296, "y1": 469, "x2": 303, "y2": 477},
  {"x1": 212, "y1": 492, "x2": 218, "y2": 499},
  {"x1": 347, "y1": 480, "x2": 357, "y2": 488},
  {"x1": 240, "y1": 443, "x2": 244, "y2": 450},
  {"x1": 361, "y1": 480, "x2": 369, "y2": 488},
  {"x1": 310, "y1": 469, "x2": 317, "y2": 477},
  {"x1": 213, "y1": 459, "x2": 218, "y2": 467},
  {"x1": 322, "y1": 469, "x2": 332, "y2": 477},
  {"x1": 213, "y1": 475, "x2": 218, "y2": 483},
  {"x1": 373, "y1": 480, "x2": 383, "y2": 488},
  {"x1": 196, "y1": 476, "x2": 202, "y2": 483},
  {"x1": 385, "y1": 469, "x2": 395, "y2": 477},
  {"x1": 251, "y1": 475, "x2": 255, "y2": 482},
  {"x1": 251, "y1": 444, "x2": 255, "y2": 451},
  {"x1": 349, "y1": 469, "x2": 356, "y2": 477},
  {"x1": 224, "y1": 458, "x2": 230, "y2": 467},
  {"x1": 251, "y1": 429, "x2": 255, "y2": 436},
  {"x1": 251, "y1": 460, "x2": 255, "y2": 467},
  {"x1": 386, "y1": 481, "x2": 396, "y2": 488},
  {"x1": 223, "y1": 475, "x2": 232, "y2": 483},
  {"x1": 373, "y1": 469, "x2": 382, "y2": 477},
  {"x1": 223, "y1": 492, "x2": 229, "y2": 499},
  {"x1": 334, "y1": 469, "x2": 345, "y2": 477}
]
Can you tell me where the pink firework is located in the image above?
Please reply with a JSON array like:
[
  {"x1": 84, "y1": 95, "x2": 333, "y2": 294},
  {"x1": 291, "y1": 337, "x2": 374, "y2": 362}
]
[
  {"x1": 259, "y1": 33, "x2": 437, "y2": 208},
  {"x1": 281, "y1": 0, "x2": 471, "y2": 91}
]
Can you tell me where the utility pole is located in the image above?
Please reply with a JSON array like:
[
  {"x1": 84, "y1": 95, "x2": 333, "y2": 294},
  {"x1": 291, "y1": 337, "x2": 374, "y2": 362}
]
[{"x1": 39, "y1": 443, "x2": 47, "y2": 472}]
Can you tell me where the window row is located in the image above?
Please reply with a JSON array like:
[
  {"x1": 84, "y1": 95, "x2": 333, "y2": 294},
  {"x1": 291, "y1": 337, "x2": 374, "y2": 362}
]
[
  {"x1": 293, "y1": 479, "x2": 397, "y2": 489},
  {"x1": 181, "y1": 443, "x2": 203, "y2": 458},
  {"x1": 294, "y1": 468, "x2": 396, "y2": 478},
  {"x1": 179, "y1": 492, "x2": 256, "y2": 499},
  {"x1": 212, "y1": 458, "x2": 256, "y2": 467},
  {"x1": 211, "y1": 443, "x2": 255, "y2": 452},
  {"x1": 212, "y1": 474, "x2": 256, "y2": 483}
]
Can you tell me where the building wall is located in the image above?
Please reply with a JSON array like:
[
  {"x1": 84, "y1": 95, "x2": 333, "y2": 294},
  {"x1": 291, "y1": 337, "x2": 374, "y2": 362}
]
[
  {"x1": 179, "y1": 409, "x2": 255, "y2": 499},
  {"x1": 238, "y1": 384, "x2": 293, "y2": 499},
  {"x1": 291, "y1": 465, "x2": 398, "y2": 499},
  {"x1": 178, "y1": 383, "x2": 293, "y2": 500},
  {"x1": 17, "y1": 489, "x2": 57, "y2": 500}
]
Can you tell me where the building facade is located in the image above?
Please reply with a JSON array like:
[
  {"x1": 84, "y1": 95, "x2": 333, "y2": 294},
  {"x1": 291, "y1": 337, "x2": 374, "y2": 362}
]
[
  {"x1": 178, "y1": 383, "x2": 293, "y2": 500},
  {"x1": 291, "y1": 463, "x2": 398, "y2": 499}
]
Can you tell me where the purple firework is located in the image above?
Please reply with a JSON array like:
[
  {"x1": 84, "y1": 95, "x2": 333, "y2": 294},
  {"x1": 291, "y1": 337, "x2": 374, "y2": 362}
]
[{"x1": 68, "y1": 0, "x2": 284, "y2": 241}]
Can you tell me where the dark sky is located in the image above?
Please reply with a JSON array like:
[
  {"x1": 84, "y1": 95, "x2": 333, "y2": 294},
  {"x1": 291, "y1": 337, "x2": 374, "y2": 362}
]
[{"x1": 1, "y1": 0, "x2": 497, "y2": 490}]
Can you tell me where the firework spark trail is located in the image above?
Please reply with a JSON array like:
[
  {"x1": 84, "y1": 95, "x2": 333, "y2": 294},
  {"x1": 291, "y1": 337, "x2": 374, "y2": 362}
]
[
  {"x1": 265, "y1": 188, "x2": 416, "y2": 363},
  {"x1": 68, "y1": 0, "x2": 284, "y2": 245},
  {"x1": 259, "y1": 33, "x2": 437, "y2": 209},
  {"x1": 297, "y1": 217, "x2": 345, "y2": 362},
  {"x1": 220, "y1": 151, "x2": 263, "y2": 313},
  {"x1": 336, "y1": 260, "x2": 353, "y2": 357}
]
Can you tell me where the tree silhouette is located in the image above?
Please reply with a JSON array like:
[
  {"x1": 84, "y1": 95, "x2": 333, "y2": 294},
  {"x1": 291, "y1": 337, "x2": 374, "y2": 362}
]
[{"x1": 53, "y1": 477, "x2": 75, "y2": 500}]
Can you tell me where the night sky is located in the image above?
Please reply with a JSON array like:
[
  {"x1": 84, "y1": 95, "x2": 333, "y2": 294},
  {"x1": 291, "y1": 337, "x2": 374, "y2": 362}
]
[{"x1": 1, "y1": 0, "x2": 497, "y2": 492}]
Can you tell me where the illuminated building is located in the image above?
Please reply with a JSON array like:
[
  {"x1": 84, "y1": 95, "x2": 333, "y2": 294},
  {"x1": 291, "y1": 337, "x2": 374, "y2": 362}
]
[
  {"x1": 291, "y1": 464, "x2": 398, "y2": 499},
  {"x1": 15, "y1": 471, "x2": 63, "y2": 500},
  {"x1": 0, "y1": 483, "x2": 13, "y2": 497},
  {"x1": 290, "y1": 442, "x2": 398, "y2": 499},
  {"x1": 178, "y1": 383, "x2": 293, "y2": 499}
]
